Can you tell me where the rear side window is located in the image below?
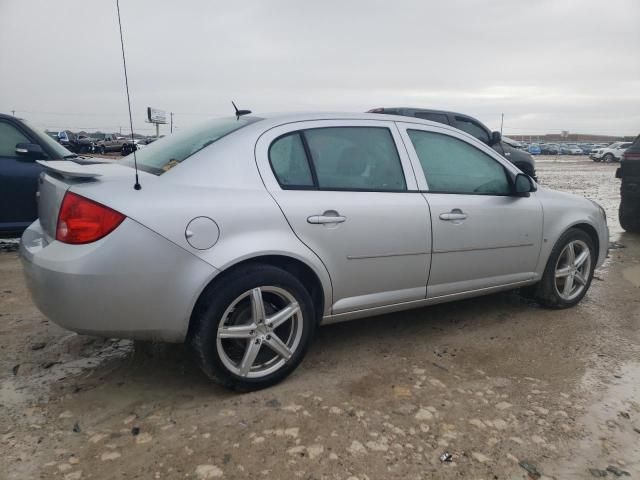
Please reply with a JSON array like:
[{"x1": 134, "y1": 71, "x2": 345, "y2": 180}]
[
  {"x1": 269, "y1": 127, "x2": 407, "y2": 191},
  {"x1": 415, "y1": 112, "x2": 449, "y2": 125},
  {"x1": 269, "y1": 133, "x2": 314, "y2": 187},
  {"x1": 305, "y1": 127, "x2": 406, "y2": 191},
  {"x1": 453, "y1": 116, "x2": 490, "y2": 144},
  {"x1": 408, "y1": 130, "x2": 510, "y2": 195},
  {"x1": 0, "y1": 122, "x2": 30, "y2": 157}
]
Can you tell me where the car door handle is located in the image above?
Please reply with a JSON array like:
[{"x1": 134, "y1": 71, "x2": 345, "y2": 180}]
[
  {"x1": 307, "y1": 214, "x2": 346, "y2": 224},
  {"x1": 439, "y1": 210, "x2": 467, "y2": 221}
]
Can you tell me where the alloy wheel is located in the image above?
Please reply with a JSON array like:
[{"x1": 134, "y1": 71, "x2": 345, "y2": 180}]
[
  {"x1": 554, "y1": 240, "x2": 591, "y2": 301},
  {"x1": 216, "y1": 286, "x2": 303, "y2": 378}
]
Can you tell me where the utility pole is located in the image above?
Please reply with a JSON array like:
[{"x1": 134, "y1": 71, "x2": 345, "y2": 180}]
[
  {"x1": 11, "y1": 110, "x2": 15, "y2": 116},
  {"x1": 170, "y1": 112, "x2": 174, "y2": 133},
  {"x1": 500, "y1": 113, "x2": 504, "y2": 136}
]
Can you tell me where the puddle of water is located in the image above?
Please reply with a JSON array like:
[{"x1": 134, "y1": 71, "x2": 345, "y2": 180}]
[{"x1": 549, "y1": 362, "x2": 640, "y2": 478}]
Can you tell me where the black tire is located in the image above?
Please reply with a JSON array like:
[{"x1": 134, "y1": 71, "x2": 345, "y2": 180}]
[
  {"x1": 100, "y1": 145, "x2": 106, "y2": 155},
  {"x1": 535, "y1": 228, "x2": 596, "y2": 309},
  {"x1": 189, "y1": 264, "x2": 317, "y2": 392},
  {"x1": 619, "y1": 198, "x2": 640, "y2": 233},
  {"x1": 604, "y1": 153, "x2": 615, "y2": 163}
]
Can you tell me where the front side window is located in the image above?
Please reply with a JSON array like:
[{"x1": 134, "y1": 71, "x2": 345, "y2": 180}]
[
  {"x1": 408, "y1": 129, "x2": 510, "y2": 195},
  {"x1": 0, "y1": 122, "x2": 30, "y2": 157},
  {"x1": 453, "y1": 116, "x2": 490, "y2": 144},
  {"x1": 304, "y1": 127, "x2": 406, "y2": 191},
  {"x1": 269, "y1": 132, "x2": 314, "y2": 187}
]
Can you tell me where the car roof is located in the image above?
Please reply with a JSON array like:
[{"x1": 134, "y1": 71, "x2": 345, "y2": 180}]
[
  {"x1": 243, "y1": 111, "x2": 455, "y2": 131},
  {"x1": 0, "y1": 112, "x2": 23, "y2": 121}
]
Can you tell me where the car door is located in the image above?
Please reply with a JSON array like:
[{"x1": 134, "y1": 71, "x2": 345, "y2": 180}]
[
  {"x1": 255, "y1": 120, "x2": 432, "y2": 315},
  {"x1": 0, "y1": 120, "x2": 47, "y2": 233},
  {"x1": 397, "y1": 122, "x2": 543, "y2": 298}
]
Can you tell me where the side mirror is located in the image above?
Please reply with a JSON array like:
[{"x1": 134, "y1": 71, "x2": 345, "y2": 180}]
[
  {"x1": 514, "y1": 173, "x2": 536, "y2": 197},
  {"x1": 15, "y1": 142, "x2": 45, "y2": 159},
  {"x1": 490, "y1": 131, "x2": 501, "y2": 146}
]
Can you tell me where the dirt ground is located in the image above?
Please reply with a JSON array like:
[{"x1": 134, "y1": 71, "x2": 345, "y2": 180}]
[{"x1": 1, "y1": 155, "x2": 639, "y2": 480}]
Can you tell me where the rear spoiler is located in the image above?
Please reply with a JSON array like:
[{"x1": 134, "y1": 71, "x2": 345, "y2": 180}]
[{"x1": 36, "y1": 160, "x2": 103, "y2": 179}]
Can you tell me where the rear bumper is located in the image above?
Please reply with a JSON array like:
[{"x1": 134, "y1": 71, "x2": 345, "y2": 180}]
[{"x1": 20, "y1": 219, "x2": 218, "y2": 342}]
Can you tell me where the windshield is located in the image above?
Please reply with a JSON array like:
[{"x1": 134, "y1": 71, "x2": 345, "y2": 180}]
[
  {"x1": 122, "y1": 116, "x2": 260, "y2": 175},
  {"x1": 22, "y1": 120, "x2": 75, "y2": 158}
]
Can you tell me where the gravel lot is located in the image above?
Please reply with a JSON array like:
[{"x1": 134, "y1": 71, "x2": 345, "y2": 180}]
[{"x1": 1, "y1": 156, "x2": 639, "y2": 479}]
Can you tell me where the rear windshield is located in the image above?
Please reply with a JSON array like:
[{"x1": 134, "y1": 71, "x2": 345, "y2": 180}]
[{"x1": 122, "y1": 116, "x2": 260, "y2": 175}]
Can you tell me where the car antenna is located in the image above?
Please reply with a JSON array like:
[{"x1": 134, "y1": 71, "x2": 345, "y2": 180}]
[
  {"x1": 116, "y1": 0, "x2": 141, "y2": 190},
  {"x1": 232, "y1": 101, "x2": 251, "y2": 120}
]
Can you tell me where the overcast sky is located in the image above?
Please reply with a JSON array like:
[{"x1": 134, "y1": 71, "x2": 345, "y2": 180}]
[{"x1": 1, "y1": 0, "x2": 638, "y2": 136}]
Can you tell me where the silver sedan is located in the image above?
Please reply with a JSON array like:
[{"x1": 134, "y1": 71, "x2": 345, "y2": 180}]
[{"x1": 21, "y1": 113, "x2": 608, "y2": 391}]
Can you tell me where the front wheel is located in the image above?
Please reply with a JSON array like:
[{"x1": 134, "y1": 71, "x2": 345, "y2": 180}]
[
  {"x1": 535, "y1": 229, "x2": 595, "y2": 309},
  {"x1": 604, "y1": 153, "x2": 615, "y2": 163},
  {"x1": 189, "y1": 264, "x2": 316, "y2": 391}
]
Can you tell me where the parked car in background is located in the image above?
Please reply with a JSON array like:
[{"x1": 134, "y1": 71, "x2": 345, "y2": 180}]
[
  {"x1": 591, "y1": 142, "x2": 632, "y2": 162},
  {"x1": 120, "y1": 138, "x2": 151, "y2": 156},
  {"x1": 580, "y1": 144, "x2": 592, "y2": 154},
  {"x1": 56, "y1": 131, "x2": 94, "y2": 154},
  {"x1": 95, "y1": 134, "x2": 129, "y2": 154},
  {"x1": 502, "y1": 136, "x2": 525, "y2": 150},
  {"x1": 528, "y1": 144, "x2": 541, "y2": 155},
  {"x1": 0, "y1": 114, "x2": 77, "y2": 236},
  {"x1": 565, "y1": 144, "x2": 583, "y2": 155},
  {"x1": 21, "y1": 112, "x2": 608, "y2": 391},
  {"x1": 616, "y1": 134, "x2": 640, "y2": 232},
  {"x1": 541, "y1": 144, "x2": 560, "y2": 155},
  {"x1": 368, "y1": 107, "x2": 537, "y2": 179}
]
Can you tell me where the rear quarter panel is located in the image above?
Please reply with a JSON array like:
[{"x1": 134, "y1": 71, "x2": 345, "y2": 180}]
[{"x1": 70, "y1": 136, "x2": 334, "y2": 316}]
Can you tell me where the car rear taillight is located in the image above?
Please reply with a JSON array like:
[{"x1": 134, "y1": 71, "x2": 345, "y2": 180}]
[{"x1": 56, "y1": 192, "x2": 125, "y2": 244}]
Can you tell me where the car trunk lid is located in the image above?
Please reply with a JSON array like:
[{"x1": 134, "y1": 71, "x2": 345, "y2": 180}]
[{"x1": 36, "y1": 160, "x2": 151, "y2": 240}]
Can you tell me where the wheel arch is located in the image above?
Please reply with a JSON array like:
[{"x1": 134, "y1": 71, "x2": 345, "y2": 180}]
[
  {"x1": 187, "y1": 254, "x2": 328, "y2": 341},
  {"x1": 569, "y1": 222, "x2": 599, "y2": 256}
]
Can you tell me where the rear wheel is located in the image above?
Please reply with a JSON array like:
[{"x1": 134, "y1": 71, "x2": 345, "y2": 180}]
[
  {"x1": 619, "y1": 197, "x2": 640, "y2": 233},
  {"x1": 189, "y1": 264, "x2": 316, "y2": 391},
  {"x1": 535, "y1": 229, "x2": 595, "y2": 308},
  {"x1": 99, "y1": 145, "x2": 106, "y2": 155}
]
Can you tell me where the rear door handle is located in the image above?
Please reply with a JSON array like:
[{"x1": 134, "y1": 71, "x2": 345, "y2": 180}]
[
  {"x1": 307, "y1": 215, "x2": 346, "y2": 224},
  {"x1": 439, "y1": 210, "x2": 467, "y2": 221}
]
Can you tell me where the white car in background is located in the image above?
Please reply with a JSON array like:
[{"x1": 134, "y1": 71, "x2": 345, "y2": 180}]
[{"x1": 591, "y1": 142, "x2": 632, "y2": 163}]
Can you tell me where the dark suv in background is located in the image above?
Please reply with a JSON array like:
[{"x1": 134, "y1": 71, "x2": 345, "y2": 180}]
[
  {"x1": 369, "y1": 107, "x2": 537, "y2": 179},
  {"x1": 616, "y1": 134, "x2": 640, "y2": 232},
  {"x1": 0, "y1": 113, "x2": 103, "y2": 237}
]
